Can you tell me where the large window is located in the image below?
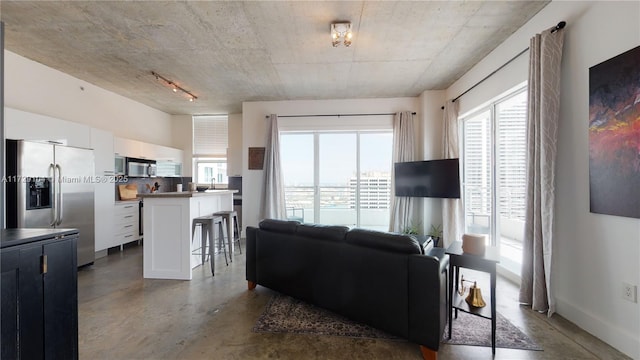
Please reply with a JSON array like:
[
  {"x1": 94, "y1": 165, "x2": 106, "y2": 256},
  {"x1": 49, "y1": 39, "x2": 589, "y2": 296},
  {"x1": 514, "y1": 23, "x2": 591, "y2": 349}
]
[
  {"x1": 280, "y1": 131, "x2": 393, "y2": 230},
  {"x1": 193, "y1": 115, "x2": 228, "y2": 185},
  {"x1": 462, "y1": 86, "x2": 527, "y2": 275}
]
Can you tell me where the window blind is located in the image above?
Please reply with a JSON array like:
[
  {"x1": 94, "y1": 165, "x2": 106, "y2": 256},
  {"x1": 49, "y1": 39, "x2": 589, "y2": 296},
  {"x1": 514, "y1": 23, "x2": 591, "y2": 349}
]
[{"x1": 193, "y1": 115, "x2": 228, "y2": 158}]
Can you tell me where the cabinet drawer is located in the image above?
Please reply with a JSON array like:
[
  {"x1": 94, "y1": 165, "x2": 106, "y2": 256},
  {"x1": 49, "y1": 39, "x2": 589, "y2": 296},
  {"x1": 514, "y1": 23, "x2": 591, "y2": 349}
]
[
  {"x1": 113, "y1": 221, "x2": 138, "y2": 236},
  {"x1": 113, "y1": 232, "x2": 139, "y2": 244},
  {"x1": 114, "y1": 212, "x2": 137, "y2": 225},
  {"x1": 114, "y1": 203, "x2": 138, "y2": 215}
]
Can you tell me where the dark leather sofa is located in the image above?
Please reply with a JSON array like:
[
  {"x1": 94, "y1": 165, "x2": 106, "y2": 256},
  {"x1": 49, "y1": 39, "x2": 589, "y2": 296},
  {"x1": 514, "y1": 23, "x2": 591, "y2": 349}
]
[{"x1": 246, "y1": 219, "x2": 449, "y2": 360}]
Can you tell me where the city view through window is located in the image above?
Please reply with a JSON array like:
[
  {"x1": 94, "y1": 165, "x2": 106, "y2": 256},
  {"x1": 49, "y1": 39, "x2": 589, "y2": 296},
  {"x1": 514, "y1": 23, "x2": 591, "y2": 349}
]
[
  {"x1": 462, "y1": 87, "x2": 528, "y2": 275},
  {"x1": 280, "y1": 132, "x2": 393, "y2": 231}
]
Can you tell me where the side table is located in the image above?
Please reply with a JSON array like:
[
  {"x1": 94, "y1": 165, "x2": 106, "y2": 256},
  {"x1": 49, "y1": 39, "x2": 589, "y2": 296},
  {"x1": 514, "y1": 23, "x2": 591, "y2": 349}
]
[{"x1": 445, "y1": 241, "x2": 500, "y2": 354}]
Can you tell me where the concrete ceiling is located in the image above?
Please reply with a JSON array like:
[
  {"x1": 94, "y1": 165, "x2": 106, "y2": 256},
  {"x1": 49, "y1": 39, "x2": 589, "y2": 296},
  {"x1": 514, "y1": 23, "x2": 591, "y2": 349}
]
[{"x1": 1, "y1": 1, "x2": 549, "y2": 115}]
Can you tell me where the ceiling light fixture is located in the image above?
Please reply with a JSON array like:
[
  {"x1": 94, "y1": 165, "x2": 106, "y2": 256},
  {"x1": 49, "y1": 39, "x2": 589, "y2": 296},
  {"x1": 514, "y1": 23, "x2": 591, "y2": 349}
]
[
  {"x1": 151, "y1": 71, "x2": 197, "y2": 102},
  {"x1": 331, "y1": 22, "x2": 353, "y2": 47}
]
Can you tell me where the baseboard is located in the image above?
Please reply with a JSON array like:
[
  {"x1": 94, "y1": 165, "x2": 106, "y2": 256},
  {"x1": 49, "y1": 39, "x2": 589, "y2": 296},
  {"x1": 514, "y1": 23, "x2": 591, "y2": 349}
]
[
  {"x1": 555, "y1": 296, "x2": 639, "y2": 359},
  {"x1": 94, "y1": 249, "x2": 108, "y2": 259}
]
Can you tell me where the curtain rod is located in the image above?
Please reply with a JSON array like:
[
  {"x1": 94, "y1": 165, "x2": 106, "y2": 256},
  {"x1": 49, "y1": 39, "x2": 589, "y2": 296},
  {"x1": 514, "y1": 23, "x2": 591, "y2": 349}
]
[
  {"x1": 441, "y1": 21, "x2": 566, "y2": 109},
  {"x1": 265, "y1": 112, "x2": 416, "y2": 118}
]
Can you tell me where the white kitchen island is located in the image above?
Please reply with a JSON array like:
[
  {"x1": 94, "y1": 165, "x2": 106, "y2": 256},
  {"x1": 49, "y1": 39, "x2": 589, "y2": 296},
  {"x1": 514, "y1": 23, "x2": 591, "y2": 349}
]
[{"x1": 140, "y1": 190, "x2": 236, "y2": 280}]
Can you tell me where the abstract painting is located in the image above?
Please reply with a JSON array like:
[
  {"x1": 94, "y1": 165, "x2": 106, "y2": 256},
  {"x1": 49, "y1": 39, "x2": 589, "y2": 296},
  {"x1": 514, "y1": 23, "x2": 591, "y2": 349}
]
[{"x1": 589, "y1": 45, "x2": 640, "y2": 219}]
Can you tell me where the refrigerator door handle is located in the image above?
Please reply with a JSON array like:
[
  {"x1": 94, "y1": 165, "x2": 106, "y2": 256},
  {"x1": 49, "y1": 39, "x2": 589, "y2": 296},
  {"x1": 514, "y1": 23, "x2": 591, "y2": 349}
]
[
  {"x1": 49, "y1": 163, "x2": 57, "y2": 227},
  {"x1": 55, "y1": 163, "x2": 63, "y2": 226}
]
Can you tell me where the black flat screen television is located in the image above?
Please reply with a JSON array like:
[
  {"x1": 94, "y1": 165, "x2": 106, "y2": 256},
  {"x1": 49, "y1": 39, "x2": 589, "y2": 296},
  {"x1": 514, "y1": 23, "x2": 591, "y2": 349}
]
[{"x1": 394, "y1": 158, "x2": 461, "y2": 198}]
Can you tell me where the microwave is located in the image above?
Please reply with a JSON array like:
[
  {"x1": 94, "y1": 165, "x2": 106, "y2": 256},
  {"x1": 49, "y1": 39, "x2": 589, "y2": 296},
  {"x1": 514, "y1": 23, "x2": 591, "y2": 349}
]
[{"x1": 126, "y1": 157, "x2": 157, "y2": 177}]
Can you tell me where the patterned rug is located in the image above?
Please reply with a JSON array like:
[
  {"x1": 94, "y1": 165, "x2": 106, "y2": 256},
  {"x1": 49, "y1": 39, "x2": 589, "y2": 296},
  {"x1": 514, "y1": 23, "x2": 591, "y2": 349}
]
[
  {"x1": 443, "y1": 311, "x2": 542, "y2": 351},
  {"x1": 253, "y1": 293, "x2": 542, "y2": 351}
]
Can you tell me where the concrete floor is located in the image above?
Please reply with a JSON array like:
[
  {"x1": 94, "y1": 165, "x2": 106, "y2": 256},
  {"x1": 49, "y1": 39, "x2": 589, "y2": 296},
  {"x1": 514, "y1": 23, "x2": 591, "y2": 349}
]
[{"x1": 78, "y1": 243, "x2": 630, "y2": 360}]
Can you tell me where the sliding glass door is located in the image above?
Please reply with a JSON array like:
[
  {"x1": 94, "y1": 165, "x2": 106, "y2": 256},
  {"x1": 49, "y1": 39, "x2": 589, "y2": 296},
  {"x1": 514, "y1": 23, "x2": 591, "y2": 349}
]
[
  {"x1": 281, "y1": 131, "x2": 392, "y2": 230},
  {"x1": 461, "y1": 86, "x2": 527, "y2": 276}
]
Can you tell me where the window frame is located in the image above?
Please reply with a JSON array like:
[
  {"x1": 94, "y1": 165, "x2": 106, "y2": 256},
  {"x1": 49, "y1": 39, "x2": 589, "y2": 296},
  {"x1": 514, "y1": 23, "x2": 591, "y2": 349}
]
[{"x1": 461, "y1": 83, "x2": 528, "y2": 277}]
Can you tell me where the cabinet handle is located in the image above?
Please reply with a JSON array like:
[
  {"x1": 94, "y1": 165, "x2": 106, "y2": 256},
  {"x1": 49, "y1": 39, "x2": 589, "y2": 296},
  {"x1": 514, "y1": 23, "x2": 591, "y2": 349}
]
[
  {"x1": 124, "y1": 205, "x2": 133, "y2": 209},
  {"x1": 124, "y1": 225, "x2": 133, "y2": 228},
  {"x1": 125, "y1": 234, "x2": 133, "y2": 238},
  {"x1": 41, "y1": 255, "x2": 48, "y2": 274},
  {"x1": 124, "y1": 215, "x2": 133, "y2": 218}
]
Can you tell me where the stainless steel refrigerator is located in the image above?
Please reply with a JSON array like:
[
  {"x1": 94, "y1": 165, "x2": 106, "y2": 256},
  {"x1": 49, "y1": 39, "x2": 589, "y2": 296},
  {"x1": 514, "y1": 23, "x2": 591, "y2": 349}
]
[{"x1": 6, "y1": 139, "x2": 95, "y2": 266}]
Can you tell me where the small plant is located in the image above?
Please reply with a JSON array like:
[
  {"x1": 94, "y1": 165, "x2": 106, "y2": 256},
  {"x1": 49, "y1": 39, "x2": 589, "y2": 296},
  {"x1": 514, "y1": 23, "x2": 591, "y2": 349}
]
[
  {"x1": 427, "y1": 224, "x2": 443, "y2": 247},
  {"x1": 427, "y1": 224, "x2": 443, "y2": 238},
  {"x1": 402, "y1": 220, "x2": 422, "y2": 235}
]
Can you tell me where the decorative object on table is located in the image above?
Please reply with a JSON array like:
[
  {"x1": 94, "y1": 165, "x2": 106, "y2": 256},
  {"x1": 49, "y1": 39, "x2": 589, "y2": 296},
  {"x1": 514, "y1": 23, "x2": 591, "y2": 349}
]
[
  {"x1": 462, "y1": 233, "x2": 486, "y2": 255},
  {"x1": 457, "y1": 275, "x2": 486, "y2": 308},
  {"x1": 248, "y1": 147, "x2": 265, "y2": 170},
  {"x1": 176, "y1": 184, "x2": 182, "y2": 192},
  {"x1": 588, "y1": 45, "x2": 640, "y2": 219},
  {"x1": 196, "y1": 185, "x2": 209, "y2": 192}
]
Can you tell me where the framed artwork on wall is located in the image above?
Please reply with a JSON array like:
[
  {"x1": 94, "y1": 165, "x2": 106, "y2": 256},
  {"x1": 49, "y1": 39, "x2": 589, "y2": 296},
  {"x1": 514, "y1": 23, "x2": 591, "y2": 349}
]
[
  {"x1": 248, "y1": 147, "x2": 265, "y2": 170},
  {"x1": 588, "y1": 45, "x2": 640, "y2": 219}
]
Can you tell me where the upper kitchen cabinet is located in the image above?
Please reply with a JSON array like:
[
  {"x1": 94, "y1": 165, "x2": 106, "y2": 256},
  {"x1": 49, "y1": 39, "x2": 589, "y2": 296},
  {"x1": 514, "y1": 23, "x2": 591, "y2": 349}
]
[
  {"x1": 113, "y1": 137, "x2": 145, "y2": 159},
  {"x1": 146, "y1": 143, "x2": 184, "y2": 177},
  {"x1": 5, "y1": 108, "x2": 91, "y2": 148},
  {"x1": 90, "y1": 128, "x2": 115, "y2": 175}
]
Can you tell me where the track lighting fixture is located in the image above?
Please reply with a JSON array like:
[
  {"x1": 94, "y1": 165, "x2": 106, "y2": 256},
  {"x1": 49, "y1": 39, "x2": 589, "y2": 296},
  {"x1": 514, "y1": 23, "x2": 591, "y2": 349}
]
[{"x1": 151, "y1": 71, "x2": 197, "y2": 102}]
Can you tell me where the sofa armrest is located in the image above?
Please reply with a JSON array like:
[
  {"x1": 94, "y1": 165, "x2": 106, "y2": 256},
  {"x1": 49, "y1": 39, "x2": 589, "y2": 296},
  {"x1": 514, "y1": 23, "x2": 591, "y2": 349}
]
[
  {"x1": 246, "y1": 226, "x2": 258, "y2": 284},
  {"x1": 408, "y1": 251, "x2": 449, "y2": 351}
]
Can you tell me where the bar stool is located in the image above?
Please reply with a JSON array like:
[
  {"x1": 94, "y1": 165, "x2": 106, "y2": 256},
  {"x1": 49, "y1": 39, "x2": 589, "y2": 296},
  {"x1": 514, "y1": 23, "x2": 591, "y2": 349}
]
[
  {"x1": 191, "y1": 215, "x2": 229, "y2": 275},
  {"x1": 213, "y1": 210, "x2": 241, "y2": 261}
]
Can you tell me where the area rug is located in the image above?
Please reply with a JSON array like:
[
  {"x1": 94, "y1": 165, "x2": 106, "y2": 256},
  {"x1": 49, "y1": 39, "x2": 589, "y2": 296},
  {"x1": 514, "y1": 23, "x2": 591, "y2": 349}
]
[
  {"x1": 253, "y1": 293, "x2": 399, "y2": 339},
  {"x1": 443, "y1": 311, "x2": 542, "y2": 351},
  {"x1": 253, "y1": 293, "x2": 542, "y2": 351}
]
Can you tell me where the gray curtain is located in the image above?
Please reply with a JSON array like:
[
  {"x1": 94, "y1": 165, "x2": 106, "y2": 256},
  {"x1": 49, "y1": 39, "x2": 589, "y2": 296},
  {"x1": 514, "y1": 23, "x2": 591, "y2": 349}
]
[
  {"x1": 389, "y1": 111, "x2": 416, "y2": 233},
  {"x1": 519, "y1": 25, "x2": 565, "y2": 316},
  {"x1": 259, "y1": 114, "x2": 286, "y2": 220},
  {"x1": 442, "y1": 101, "x2": 463, "y2": 249}
]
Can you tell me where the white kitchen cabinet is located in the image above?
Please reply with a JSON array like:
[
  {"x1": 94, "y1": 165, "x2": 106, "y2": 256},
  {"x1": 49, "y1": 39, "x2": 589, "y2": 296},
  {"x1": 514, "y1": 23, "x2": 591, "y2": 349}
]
[
  {"x1": 113, "y1": 202, "x2": 141, "y2": 248},
  {"x1": 114, "y1": 136, "x2": 183, "y2": 165},
  {"x1": 155, "y1": 146, "x2": 184, "y2": 177},
  {"x1": 5, "y1": 107, "x2": 91, "y2": 148},
  {"x1": 114, "y1": 137, "x2": 145, "y2": 159},
  {"x1": 90, "y1": 128, "x2": 116, "y2": 254}
]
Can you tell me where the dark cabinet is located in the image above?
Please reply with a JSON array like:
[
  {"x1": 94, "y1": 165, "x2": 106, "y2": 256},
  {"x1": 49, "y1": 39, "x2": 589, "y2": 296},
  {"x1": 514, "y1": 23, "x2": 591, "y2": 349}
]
[{"x1": 1, "y1": 230, "x2": 78, "y2": 359}]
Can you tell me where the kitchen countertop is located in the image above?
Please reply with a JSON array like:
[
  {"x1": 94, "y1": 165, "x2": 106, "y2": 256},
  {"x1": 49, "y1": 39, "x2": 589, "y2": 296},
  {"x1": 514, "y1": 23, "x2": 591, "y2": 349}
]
[
  {"x1": 138, "y1": 190, "x2": 237, "y2": 198},
  {"x1": 1, "y1": 228, "x2": 79, "y2": 249}
]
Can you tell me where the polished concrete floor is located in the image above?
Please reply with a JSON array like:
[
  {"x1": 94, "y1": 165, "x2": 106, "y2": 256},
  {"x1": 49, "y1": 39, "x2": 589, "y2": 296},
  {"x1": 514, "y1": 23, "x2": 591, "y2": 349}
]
[{"x1": 78, "y1": 243, "x2": 630, "y2": 360}]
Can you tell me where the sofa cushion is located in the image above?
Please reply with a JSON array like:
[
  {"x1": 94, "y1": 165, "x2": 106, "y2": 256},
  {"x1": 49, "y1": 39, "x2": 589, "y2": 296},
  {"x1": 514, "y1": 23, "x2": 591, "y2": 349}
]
[
  {"x1": 345, "y1": 229, "x2": 421, "y2": 254},
  {"x1": 296, "y1": 223, "x2": 349, "y2": 242},
  {"x1": 259, "y1": 219, "x2": 299, "y2": 234}
]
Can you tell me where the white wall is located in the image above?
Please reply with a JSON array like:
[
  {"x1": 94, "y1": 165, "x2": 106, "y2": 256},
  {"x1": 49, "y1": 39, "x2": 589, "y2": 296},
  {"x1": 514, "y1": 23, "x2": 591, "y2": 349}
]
[
  {"x1": 227, "y1": 113, "x2": 243, "y2": 176},
  {"x1": 171, "y1": 115, "x2": 193, "y2": 176},
  {"x1": 420, "y1": 90, "x2": 446, "y2": 235},
  {"x1": 4, "y1": 50, "x2": 173, "y2": 146},
  {"x1": 447, "y1": 1, "x2": 640, "y2": 357},
  {"x1": 241, "y1": 97, "x2": 424, "y2": 230}
]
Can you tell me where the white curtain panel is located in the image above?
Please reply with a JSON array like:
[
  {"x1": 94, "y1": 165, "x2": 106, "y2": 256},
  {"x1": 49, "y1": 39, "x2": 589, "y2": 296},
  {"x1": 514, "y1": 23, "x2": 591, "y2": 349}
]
[
  {"x1": 442, "y1": 101, "x2": 463, "y2": 248},
  {"x1": 519, "y1": 26, "x2": 565, "y2": 316},
  {"x1": 389, "y1": 111, "x2": 416, "y2": 233},
  {"x1": 259, "y1": 114, "x2": 287, "y2": 220}
]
